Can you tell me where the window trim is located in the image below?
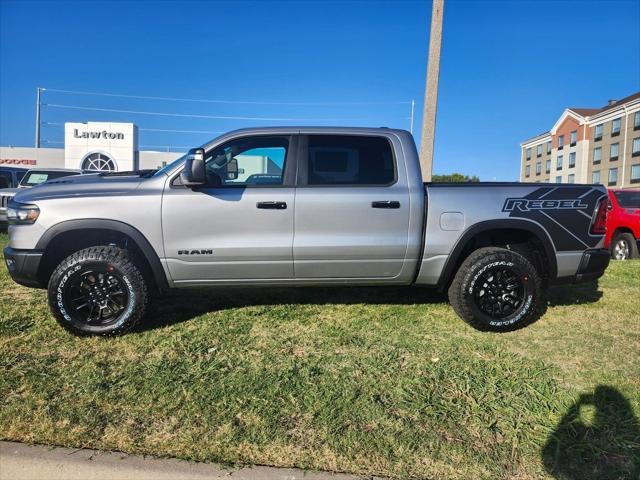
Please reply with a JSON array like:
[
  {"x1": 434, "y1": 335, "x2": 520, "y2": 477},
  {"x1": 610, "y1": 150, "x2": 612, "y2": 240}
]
[
  {"x1": 170, "y1": 134, "x2": 297, "y2": 189},
  {"x1": 296, "y1": 133, "x2": 398, "y2": 188}
]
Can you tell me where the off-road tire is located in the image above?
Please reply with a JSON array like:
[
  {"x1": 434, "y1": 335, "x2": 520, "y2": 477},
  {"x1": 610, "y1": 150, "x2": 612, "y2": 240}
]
[
  {"x1": 610, "y1": 232, "x2": 638, "y2": 260},
  {"x1": 48, "y1": 246, "x2": 148, "y2": 336},
  {"x1": 448, "y1": 247, "x2": 546, "y2": 332}
]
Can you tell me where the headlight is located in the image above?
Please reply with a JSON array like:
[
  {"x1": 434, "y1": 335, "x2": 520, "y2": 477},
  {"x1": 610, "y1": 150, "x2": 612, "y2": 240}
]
[{"x1": 7, "y1": 202, "x2": 40, "y2": 225}]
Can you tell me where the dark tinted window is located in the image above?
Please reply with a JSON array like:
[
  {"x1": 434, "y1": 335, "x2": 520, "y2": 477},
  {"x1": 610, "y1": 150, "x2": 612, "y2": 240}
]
[
  {"x1": 0, "y1": 172, "x2": 11, "y2": 188},
  {"x1": 307, "y1": 135, "x2": 395, "y2": 185},
  {"x1": 614, "y1": 191, "x2": 640, "y2": 208}
]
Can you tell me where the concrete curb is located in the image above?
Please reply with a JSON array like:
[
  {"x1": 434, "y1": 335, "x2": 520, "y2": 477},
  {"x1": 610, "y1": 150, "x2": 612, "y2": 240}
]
[{"x1": 0, "y1": 441, "x2": 374, "y2": 480}]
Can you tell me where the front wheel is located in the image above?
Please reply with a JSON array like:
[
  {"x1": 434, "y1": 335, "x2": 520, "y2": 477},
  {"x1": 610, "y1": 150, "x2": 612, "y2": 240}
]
[
  {"x1": 48, "y1": 246, "x2": 148, "y2": 336},
  {"x1": 448, "y1": 247, "x2": 546, "y2": 332}
]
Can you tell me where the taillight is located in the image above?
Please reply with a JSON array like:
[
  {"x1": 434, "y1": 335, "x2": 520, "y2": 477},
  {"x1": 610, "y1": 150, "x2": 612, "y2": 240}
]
[{"x1": 590, "y1": 197, "x2": 608, "y2": 234}]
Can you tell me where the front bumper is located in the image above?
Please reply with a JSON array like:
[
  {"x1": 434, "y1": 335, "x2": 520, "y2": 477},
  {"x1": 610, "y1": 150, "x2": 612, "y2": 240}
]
[
  {"x1": 3, "y1": 247, "x2": 45, "y2": 288},
  {"x1": 575, "y1": 248, "x2": 610, "y2": 283}
]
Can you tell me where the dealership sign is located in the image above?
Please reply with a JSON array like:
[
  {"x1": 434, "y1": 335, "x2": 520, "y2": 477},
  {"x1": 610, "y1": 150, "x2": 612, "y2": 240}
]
[
  {"x1": 0, "y1": 158, "x2": 36, "y2": 166},
  {"x1": 73, "y1": 129, "x2": 125, "y2": 140}
]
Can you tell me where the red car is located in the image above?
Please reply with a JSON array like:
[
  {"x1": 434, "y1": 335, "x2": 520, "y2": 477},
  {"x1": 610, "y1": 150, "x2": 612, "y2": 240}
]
[{"x1": 605, "y1": 189, "x2": 640, "y2": 260}]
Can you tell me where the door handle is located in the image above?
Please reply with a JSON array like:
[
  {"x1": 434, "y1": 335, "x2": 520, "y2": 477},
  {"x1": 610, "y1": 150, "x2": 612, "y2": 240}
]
[
  {"x1": 372, "y1": 200, "x2": 400, "y2": 209},
  {"x1": 257, "y1": 201, "x2": 287, "y2": 210}
]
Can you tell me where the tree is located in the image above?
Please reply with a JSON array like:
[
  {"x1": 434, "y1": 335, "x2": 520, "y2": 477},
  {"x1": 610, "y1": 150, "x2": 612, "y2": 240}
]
[{"x1": 431, "y1": 173, "x2": 480, "y2": 183}]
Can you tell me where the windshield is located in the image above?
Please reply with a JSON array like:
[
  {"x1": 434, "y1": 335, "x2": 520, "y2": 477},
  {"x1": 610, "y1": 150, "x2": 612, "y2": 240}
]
[
  {"x1": 614, "y1": 191, "x2": 640, "y2": 208},
  {"x1": 20, "y1": 171, "x2": 78, "y2": 186},
  {"x1": 153, "y1": 154, "x2": 187, "y2": 177}
]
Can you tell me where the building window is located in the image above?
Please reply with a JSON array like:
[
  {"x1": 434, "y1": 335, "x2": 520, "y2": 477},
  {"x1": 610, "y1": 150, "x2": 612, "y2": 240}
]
[
  {"x1": 594, "y1": 124, "x2": 603, "y2": 141},
  {"x1": 634, "y1": 112, "x2": 640, "y2": 130},
  {"x1": 568, "y1": 173, "x2": 575, "y2": 183},
  {"x1": 633, "y1": 137, "x2": 640, "y2": 157},
  {"x1": 558, "y1": 135, "x2": 564, "y2": 150},
  {"x1": 608, "y1": 167, "x2": 618, "y2": 186},
  {"x1": 546, "y1": 159, "x2": 551, "y2": 173},
  {"x1": 81, "y1": 152, "x2": 116, "y2": 172},
  {"x1": 592, "y1": 170, "x2": 601, "y2": 184},
  {"x1": 536, "y1": 144, "x2": 542, "y2": 157},
  {"x1": 610, "y1": 143, "x2": 619, "y2": 161},
  {"x1": 593, "y1": 146, "x2": 602, "y2": 164},
  {"x1": 557, "y1": 155, "x2": 563, "y2": 170},
  {"x1": 555, "y1": 175, "x2": 562, "y2": 183},
  {"x1": 525, "y1": 165, "x2": 531, "y2": 177},
  {"x1": 631, "y1": 164, "x2": 640, "y2": 183},
  {"x1": 547, "y1": 141, "x2": 552, "y2": 154},
  {"x1": 536, "y1": 162, "x2": 541, "y2": 175},
  {"x1": 611, "y1": 118, "x2": 621, "y2": 137},
  {"x1": 569, "y1": 152, "x2": 576, "y2": 168},
  {"x1": 570, "y1": 130, "x2": 577, "y2": 146},
  {"x1": 526, "y1": 147, "x2": 531, "y2": 160}
]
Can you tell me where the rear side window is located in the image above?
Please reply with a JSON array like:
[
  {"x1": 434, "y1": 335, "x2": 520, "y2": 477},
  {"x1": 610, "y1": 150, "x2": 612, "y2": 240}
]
[{"x1": 306, "y1": 135, "x2": 395, "y2": 186}]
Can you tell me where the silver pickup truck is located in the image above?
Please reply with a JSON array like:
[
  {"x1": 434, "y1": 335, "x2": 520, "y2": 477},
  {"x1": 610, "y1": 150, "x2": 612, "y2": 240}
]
[{"x1": 4, "y1": 127, "x2": 610, "y2": 336}]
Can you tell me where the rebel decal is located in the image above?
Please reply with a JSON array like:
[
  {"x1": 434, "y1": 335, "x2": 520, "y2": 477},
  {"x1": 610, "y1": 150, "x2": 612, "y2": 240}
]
[{"x1": 503, "y1": 186, "x2": 605, "y2": 251}]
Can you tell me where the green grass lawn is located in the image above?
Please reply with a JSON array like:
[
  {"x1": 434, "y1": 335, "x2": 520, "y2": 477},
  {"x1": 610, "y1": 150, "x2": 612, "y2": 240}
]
[{"x1": 1, "y1": 232, "x2": 638, "y2": 479}]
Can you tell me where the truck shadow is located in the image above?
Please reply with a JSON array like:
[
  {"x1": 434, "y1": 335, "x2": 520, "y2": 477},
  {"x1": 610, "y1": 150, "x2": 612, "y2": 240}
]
[
  {"x1": 140, "y1": 280, "x2": 604, "y2": 332},
  {"x1": 547, "y1": 280, "x2": 603, "y2": 306},
  {"x1": 141, "y1": 286, "x2": 447, "y2": 331},
  {"x1": 542, "y1": 385, "x2": 640, "y2": 480}
]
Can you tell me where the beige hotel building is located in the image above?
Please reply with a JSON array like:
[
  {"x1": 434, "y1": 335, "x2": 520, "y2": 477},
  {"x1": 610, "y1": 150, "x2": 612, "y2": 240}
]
[{"x1": 520, "y1": 92, "x2": 640, "y2": 189}]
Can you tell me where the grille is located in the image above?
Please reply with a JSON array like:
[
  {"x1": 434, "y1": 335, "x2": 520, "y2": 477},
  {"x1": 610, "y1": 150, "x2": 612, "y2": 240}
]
[{"x1": 0, "y1": 194, "x2": 13, "y2": 209}]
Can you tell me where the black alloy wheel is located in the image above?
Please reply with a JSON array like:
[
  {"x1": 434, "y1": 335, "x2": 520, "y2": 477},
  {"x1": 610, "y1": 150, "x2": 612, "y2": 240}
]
[{"x1": 63, "y1": 265, "x2": 129, "y2": 326}]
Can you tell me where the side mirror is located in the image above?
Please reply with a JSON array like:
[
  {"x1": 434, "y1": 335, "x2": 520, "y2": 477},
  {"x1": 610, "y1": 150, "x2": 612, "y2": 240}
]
[
  {"x1": 180, "y1": 148, "x2": 206, "y2": 187},
  {"x1": 226, "y1": 158, "x2": 239, "y2": 180}
]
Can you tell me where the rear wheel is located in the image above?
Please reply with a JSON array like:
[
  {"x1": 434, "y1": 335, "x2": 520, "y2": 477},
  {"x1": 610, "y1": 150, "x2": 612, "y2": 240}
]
[
  {"x1": 448, "y1": 247, "x2": 546, "y2": 332},
  {"x1": 610, "y1": 232, "x2": 638, "y2": 260},
  {"x1": 48, "y1": 246, "x2": 148, "y2": 336}
]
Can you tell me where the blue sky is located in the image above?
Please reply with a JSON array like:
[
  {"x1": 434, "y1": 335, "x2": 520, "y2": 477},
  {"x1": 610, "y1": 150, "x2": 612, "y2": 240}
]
[{"x1": 1, "y1": 0, "x2": 639, "y2": 180}]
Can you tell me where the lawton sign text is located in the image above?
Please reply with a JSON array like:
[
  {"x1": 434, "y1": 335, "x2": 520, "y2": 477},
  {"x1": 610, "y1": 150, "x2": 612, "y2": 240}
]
[{"x1": 74, "y1": 129, "x2": 124, "y2": 140}]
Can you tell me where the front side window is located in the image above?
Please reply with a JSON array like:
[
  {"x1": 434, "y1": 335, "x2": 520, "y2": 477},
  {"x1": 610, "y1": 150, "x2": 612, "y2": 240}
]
[
  {"x1": 558, "y1": 135, "x2": 565, "y2": 149},
  {"x1": 570, "y1": 130, "x2": 577, "y2": 145},
  {"x1": 306, "y1": 135, "x2": 395, "y2": 186},
  {"x1": 546, "y1": 159, "x2": 551, "y2": 173},
  {"x1": 592, "y1": 170, "x2": 601, "y2": 184},
  {"x1": 569, "y1": 152, "x2": 576, "y2": 167},
  {"x1": 611, "y1": 118, "x2": 621, "y2": 135},
  {"x1": 568, "y1": 173, "x2": 575, "y2": 183},
  {"x1": 610, "y1": 143, "x2": 619, "y2": 160},
  {"x1": 593, "y1": 146, "x2": 602, "y2": 163},
  {"x1": 608, "y1": 167, "x2": 618, "y2": 186},
  {"x1": 204, "y1": 136, "x2": 288, "y2": 186},
  {"x1": 633, "y1": 137, "x2": 640, "y2": 156},
  {"x1": 557, "y1": 155, "x2": 563, "y2": 170},
  {"x1": 536, "y1": 144, "x2": 542, "y2": 157},
  {"x1": 594, "y1": 124, "x2": 603, "y2": 140},
  {"x1": 629, "y1": 164, "x2": 640, "y2": 183}
]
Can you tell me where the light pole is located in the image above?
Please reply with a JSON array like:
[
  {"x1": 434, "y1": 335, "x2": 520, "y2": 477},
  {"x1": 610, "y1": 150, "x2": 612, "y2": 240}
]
[
  {"x1": 419, "y1": 0, "x2": 444, "y2": 182},
  {"x1": 34, "y1": 87, "x2": 42, "y2": 148}
]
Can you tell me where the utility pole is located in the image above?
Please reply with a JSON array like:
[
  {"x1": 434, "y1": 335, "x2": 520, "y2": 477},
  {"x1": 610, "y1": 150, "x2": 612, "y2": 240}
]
[
  {"x1": 419, "y1": 0, "x2": 444, "y2": 182},
  {"x1": 34, "y1": 87, "x2": 42, "y2": 148}
]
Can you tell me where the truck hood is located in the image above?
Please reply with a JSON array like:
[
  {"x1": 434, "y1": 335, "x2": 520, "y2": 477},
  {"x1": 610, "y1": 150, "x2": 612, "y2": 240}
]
[
  {"x1": 12, "y1": 172, "x2": 149, "y2": 203},
  {"x1": 0, "y1": 188, "x2": 20, "y2": 197}
]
